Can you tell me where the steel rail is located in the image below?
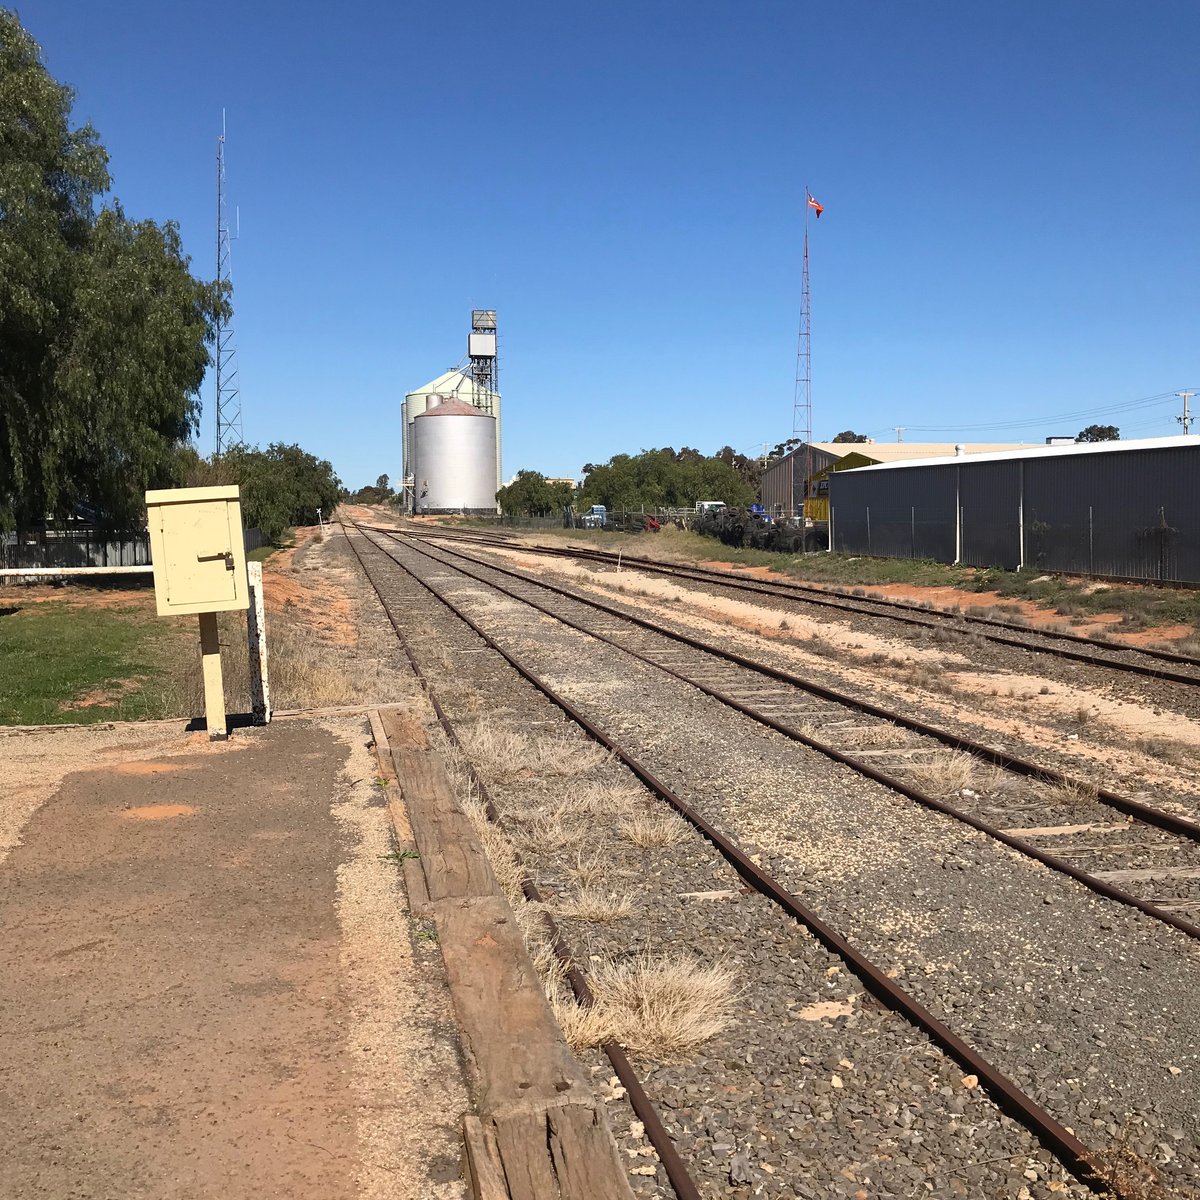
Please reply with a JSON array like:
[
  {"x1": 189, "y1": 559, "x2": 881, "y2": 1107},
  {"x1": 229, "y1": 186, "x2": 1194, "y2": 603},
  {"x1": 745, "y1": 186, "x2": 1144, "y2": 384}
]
[
  {"x1": 347, "y1": 521, "x2": 1114, "y2": 1195},
  {"x1": 338, "y1": 521, "x2": 703, "y2": 1200},
  {"x1": 406, "y1": 525, "x2": 1200, "y2": 684},
  {"x1": 416, "y1": 524, "x2": 1200, "y2": 670},
  {"x1": 392, "y1": 528, "x2": 1200, "y2": 844},
  {"x1": 374, "y1": 527, "x2": 1200, "y2": 942}
]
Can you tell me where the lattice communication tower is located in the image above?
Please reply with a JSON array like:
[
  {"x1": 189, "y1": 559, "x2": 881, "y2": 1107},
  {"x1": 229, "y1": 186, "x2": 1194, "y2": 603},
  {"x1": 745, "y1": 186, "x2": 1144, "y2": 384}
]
[
  {"x1": 214, "y1": 116, "x2": 244, "y2": 463},
  {"x1": 791, "y1": 194, "x2": 814, "y2": 516}
]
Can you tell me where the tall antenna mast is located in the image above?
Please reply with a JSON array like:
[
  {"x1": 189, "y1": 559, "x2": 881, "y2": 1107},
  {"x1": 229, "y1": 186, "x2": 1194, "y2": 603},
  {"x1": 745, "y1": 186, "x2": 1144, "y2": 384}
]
[
  {"x1": 214, "y1": 111, "x2": 244, "y2": 466},
  {"x1": 792, "y1": 189, "x2": 821, "y2": 518}
]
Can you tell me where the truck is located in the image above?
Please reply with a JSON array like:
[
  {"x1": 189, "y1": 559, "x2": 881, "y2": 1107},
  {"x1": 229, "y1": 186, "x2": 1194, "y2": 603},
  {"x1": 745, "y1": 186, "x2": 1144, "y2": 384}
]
[
  {"x1": 579, "y1": 504, "x2": 608, "y2": 529},
  {"x1": 695, "y1": 500, "x2": 727, "y2": 517}
]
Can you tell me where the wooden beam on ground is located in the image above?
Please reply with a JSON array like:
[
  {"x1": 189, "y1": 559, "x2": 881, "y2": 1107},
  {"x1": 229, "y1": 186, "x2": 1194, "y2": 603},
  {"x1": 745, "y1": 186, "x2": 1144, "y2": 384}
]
[{"x1": 374, "y1": 710, "x2": 634, "y2": 1200}]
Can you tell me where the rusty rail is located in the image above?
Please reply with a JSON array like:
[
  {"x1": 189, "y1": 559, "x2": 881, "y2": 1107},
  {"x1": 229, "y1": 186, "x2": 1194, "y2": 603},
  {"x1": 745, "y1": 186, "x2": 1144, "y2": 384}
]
[
  {"x1": 406, "y1": 524, "x2": 1200, "y2": 684},
  {"x1": 339, "y1": 520, "x2": 703, "y2": 1200},
  {"x1": 347, "y1": 520, "x2": 1114, "y2": 1195},
  {"x1": 393, "y1": 530, "x2": 1200, "y2": 845}
]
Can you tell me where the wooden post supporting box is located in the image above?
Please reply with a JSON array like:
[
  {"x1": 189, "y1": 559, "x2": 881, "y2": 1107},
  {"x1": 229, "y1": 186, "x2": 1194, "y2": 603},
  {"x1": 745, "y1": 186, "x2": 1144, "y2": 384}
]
[{"x1": 145, "y1": 486, "x2": 250, "y2": 740}]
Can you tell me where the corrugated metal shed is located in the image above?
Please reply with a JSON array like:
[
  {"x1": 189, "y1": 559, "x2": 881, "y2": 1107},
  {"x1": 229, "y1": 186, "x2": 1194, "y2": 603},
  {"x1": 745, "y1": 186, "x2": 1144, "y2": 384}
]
[
  {"x1": 759, "y1": 440, "x2": 1043, "y2": 518},
  {"x1": 828, "y1": 436, "x2": 1200, "y2": 582}
]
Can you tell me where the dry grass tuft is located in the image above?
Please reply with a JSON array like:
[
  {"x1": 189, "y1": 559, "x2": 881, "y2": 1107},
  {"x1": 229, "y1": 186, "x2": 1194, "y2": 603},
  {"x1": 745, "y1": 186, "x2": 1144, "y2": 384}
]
[
  {"x1": 569, "y1": 848, "x2": 611, "y2": 888},
  {"x1": 519, "y1": 815, "x2": 588, "y2": 854},
  {"x1": 552, "y1": 955, "x2": 737, "y2": 1056},
  {"x1": 556, "y1": 888, "x2": 633, "y2": 923},
  {"x1": 458, "y1": 720, "x2": 611, "y2": 780},
  {"x1": 837, "y1": 723, "x2": 910, "y2": 749},
  {"x1": 567, "y1": 779, "x2": 646, "y2": 815},
  {"x1": 1044, "y1": 779, "x2": 1099, "y2": 807},
  {"x1": 903, "y1": 661, "x2": 957, "y2": 695},
  {"x1": 618, "y1": 812, "x2": 688, "y2": 848},
  {"x1": 902, "y1": 751, "x2": 988, "y2": 796},
  {"x1": 1133, "y1": 736, "x2": 1191, "y2": 766},
  {"x1": 550, "y1": 992, "x2": 621, "y2": 1050}
]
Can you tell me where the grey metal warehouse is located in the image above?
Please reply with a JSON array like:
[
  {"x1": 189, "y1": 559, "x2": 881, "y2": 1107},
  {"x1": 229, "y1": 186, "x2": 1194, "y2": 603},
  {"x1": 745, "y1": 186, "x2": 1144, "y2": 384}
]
[{"x1": 827, "y1": 436, "x2": 1200, "y2": 584}]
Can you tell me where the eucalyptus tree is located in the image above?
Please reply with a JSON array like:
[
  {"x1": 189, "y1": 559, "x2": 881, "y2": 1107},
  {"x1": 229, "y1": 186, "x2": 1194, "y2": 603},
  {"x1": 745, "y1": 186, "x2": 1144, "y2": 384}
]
[{"x1": 0, "y1": 9, "x2": 224, "y2": 529}]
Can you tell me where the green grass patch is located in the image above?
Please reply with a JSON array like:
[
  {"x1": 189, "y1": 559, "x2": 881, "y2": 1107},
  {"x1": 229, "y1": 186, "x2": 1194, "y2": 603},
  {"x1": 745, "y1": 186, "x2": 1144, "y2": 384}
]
[
  {"x1": 247, "y1": 544, "x2": 279, "y2": 563},
  {"x1": 0, "y1": 589, "x2": 191, "y2": 725}
]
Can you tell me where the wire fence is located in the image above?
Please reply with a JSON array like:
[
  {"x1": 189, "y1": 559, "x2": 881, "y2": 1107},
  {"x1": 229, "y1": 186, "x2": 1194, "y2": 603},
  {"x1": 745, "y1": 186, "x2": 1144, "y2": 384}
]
[{"x1": 2, "y1": 526, "x2": 269, "y2": 570}]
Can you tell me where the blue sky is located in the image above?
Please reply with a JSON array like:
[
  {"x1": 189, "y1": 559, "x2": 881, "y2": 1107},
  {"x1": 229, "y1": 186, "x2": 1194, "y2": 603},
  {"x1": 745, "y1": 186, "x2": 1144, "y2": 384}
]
[{"x1": 20, "y1": 1, "x2": 1199, "y2": 487}]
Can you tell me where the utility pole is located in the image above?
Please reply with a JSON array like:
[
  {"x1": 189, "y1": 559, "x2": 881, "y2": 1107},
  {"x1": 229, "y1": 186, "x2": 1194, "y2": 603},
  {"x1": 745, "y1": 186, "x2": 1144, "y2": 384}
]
[
  {"x1": 1176, "y1": 391, "x2": 1196, "y2": 435},
  {"x1": 893, "y1": 426, "x2": 906, "y2": 443}
]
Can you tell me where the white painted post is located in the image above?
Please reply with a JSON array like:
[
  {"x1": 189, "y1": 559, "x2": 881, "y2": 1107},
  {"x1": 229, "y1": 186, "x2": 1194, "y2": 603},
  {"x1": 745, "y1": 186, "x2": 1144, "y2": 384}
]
[
  {"x1": 247, "y1": 561, "x2": 271, "y2": 724},
  {"x1": 1018, "y1": 460, "x2": 1026, "y2": 569},
  {"x1": 954, "y1": 466, "x2": 962, "y2": 564}
]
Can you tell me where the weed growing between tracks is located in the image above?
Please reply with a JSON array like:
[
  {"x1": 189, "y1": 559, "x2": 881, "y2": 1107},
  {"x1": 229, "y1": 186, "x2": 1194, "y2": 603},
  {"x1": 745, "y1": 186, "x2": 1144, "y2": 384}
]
[
  {"x1": 457, "y1": 718, "x2": 611, "y2": 779},
  {"x1": 895, "y1": 751, "x2": 1025, "y2": 800},
  {"x1": 556, "y1": 888, "x2": 633, "y2": 923},
  {"x1": 618, "y1": 812, "x2": 689, "y2": 849},
  {"x1": 441, "y1": 716, "x2": 737, "y2": 1060},
  {"x1": 552, "y1": 955, "x2": 738, "y2": 1057}
]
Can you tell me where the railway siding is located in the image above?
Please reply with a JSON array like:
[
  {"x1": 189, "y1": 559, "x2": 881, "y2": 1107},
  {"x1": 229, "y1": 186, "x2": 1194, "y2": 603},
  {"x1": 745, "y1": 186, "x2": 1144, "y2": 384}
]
[
  {"x1": 412, "y1": 526, "x2": 1200, "y2": 718},
  {"x1": 350, "y1": 522, "x2": 1200, "y2": 1197},
  {"x1": 345, "y1": 526, "x2": 1098, "y2": 1198},
  {"x1": 397, "y1": 531, "x2": 1200, "y2": 931}
]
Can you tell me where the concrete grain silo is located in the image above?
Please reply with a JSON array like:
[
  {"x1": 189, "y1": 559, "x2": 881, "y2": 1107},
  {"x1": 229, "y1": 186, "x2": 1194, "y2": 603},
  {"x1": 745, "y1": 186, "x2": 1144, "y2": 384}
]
[{"x1": 412, "y1": 398, "x2": 499, "y2": 514}]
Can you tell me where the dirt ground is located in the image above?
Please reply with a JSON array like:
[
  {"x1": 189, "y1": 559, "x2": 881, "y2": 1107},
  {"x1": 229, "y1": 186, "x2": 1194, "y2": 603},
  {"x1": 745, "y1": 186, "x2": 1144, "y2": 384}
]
[
  {"x1": 695, "y1": 561, "x2": 1196, "y2": 647},
  {"x1": 0, "y1": 715, "x2": 469, "y2": 1199}
]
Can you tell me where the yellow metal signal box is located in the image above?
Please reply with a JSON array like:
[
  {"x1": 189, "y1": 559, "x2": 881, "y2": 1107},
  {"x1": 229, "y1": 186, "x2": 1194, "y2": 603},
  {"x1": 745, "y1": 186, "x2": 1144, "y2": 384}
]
[{"x1": 146, "y1": 485, "x2": 249, "y2": 617}]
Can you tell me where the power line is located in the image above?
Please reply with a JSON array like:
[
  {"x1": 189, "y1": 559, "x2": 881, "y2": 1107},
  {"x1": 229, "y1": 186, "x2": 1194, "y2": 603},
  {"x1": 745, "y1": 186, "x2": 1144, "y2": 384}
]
[{"x1": 900, "y1": 389, "x2": 1189, "y2": 433}]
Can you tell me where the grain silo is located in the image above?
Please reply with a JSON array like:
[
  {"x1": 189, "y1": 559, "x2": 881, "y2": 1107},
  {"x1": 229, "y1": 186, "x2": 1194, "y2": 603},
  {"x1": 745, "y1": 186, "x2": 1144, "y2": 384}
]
[
  {"x1": 402, "y1": 368, "x2": 501, "y2": 501},
  {"x1": 411, "y1": 397, "x2": 499, "y2": 514}
]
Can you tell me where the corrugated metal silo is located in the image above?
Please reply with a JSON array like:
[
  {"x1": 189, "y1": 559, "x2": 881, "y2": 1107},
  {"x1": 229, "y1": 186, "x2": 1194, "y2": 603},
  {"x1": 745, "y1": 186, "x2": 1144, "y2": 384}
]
[
  {"x1": 412, "y1": 397, "x2": 499, "y2": 513},
  {"x1": 402, "y1": 369, "x2": 501, "y2": 509}
]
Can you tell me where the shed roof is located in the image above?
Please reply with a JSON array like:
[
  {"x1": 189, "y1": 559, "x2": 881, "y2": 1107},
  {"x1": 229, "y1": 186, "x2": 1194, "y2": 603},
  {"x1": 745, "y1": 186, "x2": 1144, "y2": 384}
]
[
  {"x1": 848, "y1": 434, "x2": 1200, "y2": 473},
  {"x1": 804, "y1": 441, "x2": 1036, "y2": 462}
]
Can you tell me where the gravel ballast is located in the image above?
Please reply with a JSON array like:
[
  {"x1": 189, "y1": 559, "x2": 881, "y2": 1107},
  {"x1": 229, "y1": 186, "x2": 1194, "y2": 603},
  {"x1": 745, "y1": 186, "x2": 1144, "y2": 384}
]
[{"x1": 345, "y1": 526, "x2": 1199, "y2": 1197}]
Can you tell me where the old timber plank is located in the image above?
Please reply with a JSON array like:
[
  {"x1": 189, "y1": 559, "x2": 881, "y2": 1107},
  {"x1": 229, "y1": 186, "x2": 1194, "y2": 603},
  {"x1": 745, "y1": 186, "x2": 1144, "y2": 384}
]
[
  {"x1": 381, "y1": 711, "x2": 634, "y2": 1200},
  {"x1": 1093, "y1": 865, "x2": 1200, "y2": 884}
]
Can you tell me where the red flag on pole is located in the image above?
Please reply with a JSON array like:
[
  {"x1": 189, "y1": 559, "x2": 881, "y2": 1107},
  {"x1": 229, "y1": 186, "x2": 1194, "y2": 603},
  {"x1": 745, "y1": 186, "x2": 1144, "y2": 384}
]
[{"x1": 807, "y1": 194, "x2": 824, "y2": 219}]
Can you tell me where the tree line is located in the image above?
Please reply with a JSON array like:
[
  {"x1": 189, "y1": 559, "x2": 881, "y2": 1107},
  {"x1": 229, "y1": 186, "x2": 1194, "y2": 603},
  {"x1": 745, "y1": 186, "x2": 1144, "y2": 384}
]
[
  {"x1": 496, "y1": 446, "x2": 760, "y2": 517},
  {"x1": 0, "y1": 11, "x2": 340, "y2": 543}
]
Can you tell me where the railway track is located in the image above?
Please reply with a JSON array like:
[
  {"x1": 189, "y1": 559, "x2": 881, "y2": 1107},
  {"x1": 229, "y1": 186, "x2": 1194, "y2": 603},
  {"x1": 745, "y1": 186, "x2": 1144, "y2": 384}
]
[
  {"x1": 339, "y1": 518, "x2": 1137, "y2": 1197},
  {"x1": 403, "y1": 524, "x2": 1200, "y2": 688},
  {"x1": 379, "y1": 524, "x2": 1200, "y2": 940},
  {"x1": 339, "y1": 522, "x2": 703, "y2": 1200}
]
